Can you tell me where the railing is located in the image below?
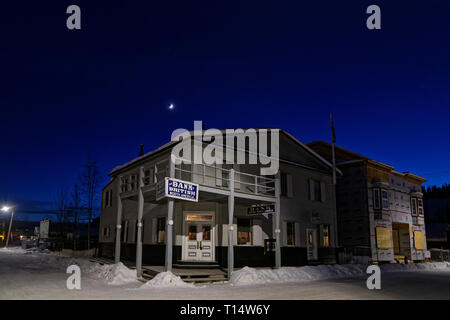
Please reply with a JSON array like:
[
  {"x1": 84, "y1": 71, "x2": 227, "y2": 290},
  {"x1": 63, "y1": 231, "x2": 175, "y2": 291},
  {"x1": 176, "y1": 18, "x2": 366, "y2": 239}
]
[
  {"x1": 119, "y1": 160, "x2": 275, "y2": 197},
  {"x1": 174, "y1": 163, "x2": 275, "y2": 196}
]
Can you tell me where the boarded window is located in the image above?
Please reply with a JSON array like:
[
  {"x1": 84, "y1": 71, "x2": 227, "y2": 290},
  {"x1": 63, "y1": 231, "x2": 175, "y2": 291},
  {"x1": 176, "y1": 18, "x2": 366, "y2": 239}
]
[
  {"x1": 376, "y1": 227, "x2": 391, "y2": 249},
  {"x1": 414, "y1": 231, "x2": 425, "y2": 250}
]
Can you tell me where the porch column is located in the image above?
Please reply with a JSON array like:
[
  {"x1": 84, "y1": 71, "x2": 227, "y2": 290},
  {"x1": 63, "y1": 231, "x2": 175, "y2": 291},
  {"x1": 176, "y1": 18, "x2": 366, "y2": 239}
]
[
  {"x1": 165, "y1": 159, "x2": 175, "y2": 272},
  {"x1": 227, "y1": 169, "x2": 235, "y2": 280},
  {"x1": 274, "y1": 172, "x2": 281, "y2": 268},
  {"x1": 136, "y1": 167, "x2": 145, "y2": 277},
  {"x1": 114, "y1": 176, "x2": 123, "y2": 264}
]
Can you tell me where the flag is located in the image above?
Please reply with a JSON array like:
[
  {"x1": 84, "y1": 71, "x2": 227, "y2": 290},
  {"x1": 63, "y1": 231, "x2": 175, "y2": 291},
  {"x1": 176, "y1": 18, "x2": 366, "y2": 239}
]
[{"x1": 330, "y1": 113, "x2": 336, "y2": 143}]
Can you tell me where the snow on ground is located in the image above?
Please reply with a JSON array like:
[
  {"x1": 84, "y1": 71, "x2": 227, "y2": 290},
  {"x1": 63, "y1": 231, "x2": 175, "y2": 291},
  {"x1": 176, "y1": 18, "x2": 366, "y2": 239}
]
[
  {"x1": 138, "y1": 271, "x2": 195, "y2": 289},
  {"x1": 229, "y1": 262, "x2": 450, "y2": 286},
  {"x1": 96, "y1": 262, "x2": 139, "y2": 285},
  {"x1": 0, "y1": 246, "x2": 449, "y2": 299}
]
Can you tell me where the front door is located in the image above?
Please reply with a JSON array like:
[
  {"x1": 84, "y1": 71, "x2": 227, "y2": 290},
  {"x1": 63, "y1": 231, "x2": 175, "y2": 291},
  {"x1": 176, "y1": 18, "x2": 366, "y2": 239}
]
[{"x1": 183, "y1": 213, "x2": 214, "y2": 262}]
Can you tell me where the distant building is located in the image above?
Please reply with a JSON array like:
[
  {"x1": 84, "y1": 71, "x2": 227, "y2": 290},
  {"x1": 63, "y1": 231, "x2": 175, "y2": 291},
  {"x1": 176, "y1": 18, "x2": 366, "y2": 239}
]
[
  {"x1": 308, "y1": 141, "x2": 429, "y2": 263},
  {"x1": 99, "y1": 129, "x2": 340, "y2": 273}
]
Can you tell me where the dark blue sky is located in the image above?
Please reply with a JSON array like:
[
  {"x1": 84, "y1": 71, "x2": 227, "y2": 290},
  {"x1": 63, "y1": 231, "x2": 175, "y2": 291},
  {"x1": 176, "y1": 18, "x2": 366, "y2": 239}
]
[{"x1": 1, "y1": 0, "x2": 450, "y2": 219}]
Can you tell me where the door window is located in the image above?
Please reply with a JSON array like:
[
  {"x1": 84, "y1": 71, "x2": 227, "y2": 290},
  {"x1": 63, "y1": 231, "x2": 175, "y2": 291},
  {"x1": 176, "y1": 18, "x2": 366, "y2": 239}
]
[
  {"x1": 188, "y1": 225, "x2": 197, "y2": 240},
  {"x1": 202, "y1": 225, "x2": 211, "y2": 241}
]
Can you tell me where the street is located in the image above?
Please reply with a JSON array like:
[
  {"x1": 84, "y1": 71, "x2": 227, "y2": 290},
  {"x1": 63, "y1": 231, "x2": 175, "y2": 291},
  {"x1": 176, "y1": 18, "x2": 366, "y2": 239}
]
[{"x1": 1, "y1": 247, "x2": 449, "y2": 300}]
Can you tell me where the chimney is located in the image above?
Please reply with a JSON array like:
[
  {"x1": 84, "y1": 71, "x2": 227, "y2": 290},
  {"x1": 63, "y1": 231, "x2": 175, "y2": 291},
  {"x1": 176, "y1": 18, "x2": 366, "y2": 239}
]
[{"x1": 139, "y1": 144, "x2": 144, "y2": 156}]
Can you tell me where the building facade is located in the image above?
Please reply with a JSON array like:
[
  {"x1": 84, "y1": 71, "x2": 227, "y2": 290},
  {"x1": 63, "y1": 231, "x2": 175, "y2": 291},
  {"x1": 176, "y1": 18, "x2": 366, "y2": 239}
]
[
  {"x1": 308, "y1": 141, "x2": 429, "y2": 263},
  {"x1": 98, "y1": 130, "x2": 339, "y2": 273}
]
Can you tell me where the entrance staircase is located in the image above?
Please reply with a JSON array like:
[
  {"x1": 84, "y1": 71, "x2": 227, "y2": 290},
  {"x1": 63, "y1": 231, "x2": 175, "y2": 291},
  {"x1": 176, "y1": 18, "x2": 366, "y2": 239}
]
[{"x1": 142, "y1": 262, "x2": 227, "y2": 283}]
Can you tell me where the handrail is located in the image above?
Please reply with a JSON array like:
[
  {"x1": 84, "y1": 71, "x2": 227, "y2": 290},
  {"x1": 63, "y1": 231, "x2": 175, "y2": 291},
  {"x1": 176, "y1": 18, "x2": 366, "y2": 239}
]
[{"x1": 119, "y1": 159, "x2": 275, "y2": 196}]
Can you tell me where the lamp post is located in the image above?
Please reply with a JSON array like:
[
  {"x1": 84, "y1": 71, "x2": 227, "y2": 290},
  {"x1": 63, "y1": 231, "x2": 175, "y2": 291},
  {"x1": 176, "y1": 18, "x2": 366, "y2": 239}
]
[{"x1": 2, "y1": 206, "x2": 16, "y2": 248}]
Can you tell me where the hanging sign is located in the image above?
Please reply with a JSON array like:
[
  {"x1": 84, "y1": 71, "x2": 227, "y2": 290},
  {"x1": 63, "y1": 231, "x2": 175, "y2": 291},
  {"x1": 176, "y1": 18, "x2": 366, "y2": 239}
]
[
  {"x1": 248, "y1": 204, "x2": 275, "y2": 215},
  {"x1": 156, "y1": 177, "x2": 199, "y2": 202}
]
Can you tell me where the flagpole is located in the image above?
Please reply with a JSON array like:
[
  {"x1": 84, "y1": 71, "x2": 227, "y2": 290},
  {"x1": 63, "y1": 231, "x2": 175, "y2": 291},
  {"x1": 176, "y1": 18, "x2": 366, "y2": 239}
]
[{"x1": 332, "y1": 143, "x2": 336, "y2": 185}]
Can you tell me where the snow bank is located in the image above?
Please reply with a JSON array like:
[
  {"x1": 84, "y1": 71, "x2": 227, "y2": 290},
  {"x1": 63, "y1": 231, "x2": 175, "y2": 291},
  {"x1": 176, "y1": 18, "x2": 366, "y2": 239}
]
[
  {"x1": 139, "y1": 271, "x2": 195, "y2": 289},
  {"x1": 230, "y1": 265, "x2": 367, "y2": 286},
  {"x1": 96, "y1": 262, "x2": 138, "y2": 285},
  {"x1": 381, "y1": 261, "x2": 450, "y2": 273},
  {"x1": 230, "y1": 262, "x2": 450, "y2": 286}
]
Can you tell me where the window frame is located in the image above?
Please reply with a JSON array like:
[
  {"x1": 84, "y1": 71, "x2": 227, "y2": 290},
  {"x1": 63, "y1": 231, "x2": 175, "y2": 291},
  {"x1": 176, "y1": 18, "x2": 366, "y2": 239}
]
[
  {"x1": 237, "y1": 218, "x2": 252, "y2": 245},
  {"x1": 156, "y1": 216, "x2": 166, "y2": 244},
  {"x1": 286, "y1": 221, "x2": 296, "y2": 246},
  {"x1": 373, "y1": 188, "x2": 381, "y2": 210},
  {"x1": 411, "y1": 197, "x2": 418, "y2": 216}
]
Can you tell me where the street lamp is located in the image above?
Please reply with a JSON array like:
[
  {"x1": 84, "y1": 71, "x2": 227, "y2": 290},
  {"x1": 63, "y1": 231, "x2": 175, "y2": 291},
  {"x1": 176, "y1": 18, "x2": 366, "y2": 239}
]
[{"x1": 1, "y1": 205, "x2": 15, "y2": 248}]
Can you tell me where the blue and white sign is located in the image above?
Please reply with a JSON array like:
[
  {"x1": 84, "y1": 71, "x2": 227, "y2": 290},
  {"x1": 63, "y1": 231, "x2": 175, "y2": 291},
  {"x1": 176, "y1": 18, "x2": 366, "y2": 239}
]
[{"x1": 156, "y1": 177, "x2": 199, "y2": 202}]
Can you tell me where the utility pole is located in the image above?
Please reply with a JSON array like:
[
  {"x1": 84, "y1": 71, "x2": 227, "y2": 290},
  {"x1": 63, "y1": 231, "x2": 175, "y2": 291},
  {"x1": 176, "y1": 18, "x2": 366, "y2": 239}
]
[{"x1": 5, "y1": 207, "x2": 15, "y2": 248}]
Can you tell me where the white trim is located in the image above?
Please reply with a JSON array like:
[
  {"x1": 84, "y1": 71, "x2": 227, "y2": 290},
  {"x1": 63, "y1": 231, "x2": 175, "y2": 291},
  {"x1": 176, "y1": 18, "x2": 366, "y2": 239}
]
[{"x1": 181, "y1": 211, "x2": 216, "y2": 262}]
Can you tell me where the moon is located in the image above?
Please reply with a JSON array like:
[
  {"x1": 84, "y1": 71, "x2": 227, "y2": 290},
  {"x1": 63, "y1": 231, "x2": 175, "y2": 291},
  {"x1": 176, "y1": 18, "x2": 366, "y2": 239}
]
[{"x1": 168, "y1": 103, "x2": 175, "y2": 110}]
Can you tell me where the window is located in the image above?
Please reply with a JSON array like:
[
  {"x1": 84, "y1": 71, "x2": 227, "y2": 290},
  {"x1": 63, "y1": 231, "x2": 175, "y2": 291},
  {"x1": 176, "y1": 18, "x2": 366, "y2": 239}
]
[
  {"x1": 309, "y1": 179, "x2": 325, "y2": 202},
  {"x1": 103, "y1": 226, "x2": 110, "y2": 238},
  {"x1": 417, "y1": 199, "x2": 424, "y2": 216},
  {"x1": 373, "y1": 188, "x2": 381, "y2": 210},
  {"x1": 281, "y1": 173, "x2": 287, "y2": 196},
  {"x1": 411, "y1": 197, "x2": 417, "y2": 216},
  {"x1": 157, "y1": 217, "x2": 166, "y2": 244},
  {"x1": 188, "y1": 225, "x2": 197, "y2": 240},
  {"x1": 121, "y1": 177, "x2": 128, "y2": 192},
  {"x1": 286, "y1": 222, "x2": 295, "y2": 246},
  {"x1": 202, "y1": 225, "x2": 211, "y2": 241},
  {"x1": 104, "y1": 190, "x2": 113, "y2": 208},
  {"x1": 381, "y1": 189, "x2": 389, "y2": 209},
  {"x1": 314, "y1": 181, "x2": 321, "y2": 201},
  {"x1": 321, "y1": 224, "x2": 330, "y2": 247},
  {"x1": 237, "y1": 218, "x2": 252, "y2": 245},
  {"x1": 143, "y1": 168, "x2": 153, "y2": 185},
  {"x1": 281, "y1": 173, "x2": 293, "y2": 197},
  {"x1": 122, "y1": 220, "x2": 129, "y2": 242},
  {"x1": 130, "y1": 174, "x2": 139, "y2": 190}
]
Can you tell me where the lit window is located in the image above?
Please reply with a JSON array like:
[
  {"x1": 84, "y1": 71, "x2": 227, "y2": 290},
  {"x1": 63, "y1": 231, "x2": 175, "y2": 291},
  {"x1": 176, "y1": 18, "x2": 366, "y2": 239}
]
[
  {"x1": 157, "y1": 217, "x2": 166, "y2": 244},
  {"x1": 322, "y1": 224, "x2": 330, "y2": 247},
  {"x1": 188, "y1": 225, "x2": 196, "y2": 240},
  {"x1": 202, "y1": 225, "x2": 211, "y2": 241},
  {"x1": 287, "y1": 222, "x2": 295, "y2": 246},
  {"x1": 237, "y1": 219, "x2": 252, "y2": 245}
]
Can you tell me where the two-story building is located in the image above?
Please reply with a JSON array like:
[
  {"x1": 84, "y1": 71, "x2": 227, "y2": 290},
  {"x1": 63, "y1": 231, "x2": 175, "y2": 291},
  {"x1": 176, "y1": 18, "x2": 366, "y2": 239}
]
[
  {"x1": 99, "y1": 129, "x2": 340, "y2": 277},
  {"x1": 308, "y1": 141, "x2": 429, "y2": 263}
]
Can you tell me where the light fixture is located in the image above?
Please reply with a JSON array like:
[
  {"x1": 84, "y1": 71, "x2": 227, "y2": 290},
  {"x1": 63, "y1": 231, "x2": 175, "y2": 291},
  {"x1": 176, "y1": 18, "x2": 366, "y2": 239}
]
[{"x1": 1, "y1": 206, "x2": 10, "y2": 212}]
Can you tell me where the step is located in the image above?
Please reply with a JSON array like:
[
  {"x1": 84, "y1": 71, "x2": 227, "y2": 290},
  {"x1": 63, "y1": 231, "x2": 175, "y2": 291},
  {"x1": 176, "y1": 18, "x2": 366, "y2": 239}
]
[{"x1": 173, "y1": 264, "x2": 221, "y2": 269}]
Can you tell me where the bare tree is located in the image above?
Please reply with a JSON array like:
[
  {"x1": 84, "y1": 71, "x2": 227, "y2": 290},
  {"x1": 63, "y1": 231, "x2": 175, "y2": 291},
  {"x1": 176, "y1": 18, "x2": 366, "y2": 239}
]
[
  {"x1": 71, "y1": 183, "x2": 81, "y2": 248},
  {"x1": 79, "y1": 154, "x2": 101, "y2": 250},
  {"x1": 54, "y1": 187, "x2": 69, "y2": 237}
]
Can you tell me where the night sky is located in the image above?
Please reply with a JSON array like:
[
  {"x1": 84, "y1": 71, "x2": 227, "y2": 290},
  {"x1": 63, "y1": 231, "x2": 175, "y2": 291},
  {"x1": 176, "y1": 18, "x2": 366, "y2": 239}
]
[{"x1": 1, "y1": 0, "x2": 450, "y2": 220}]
